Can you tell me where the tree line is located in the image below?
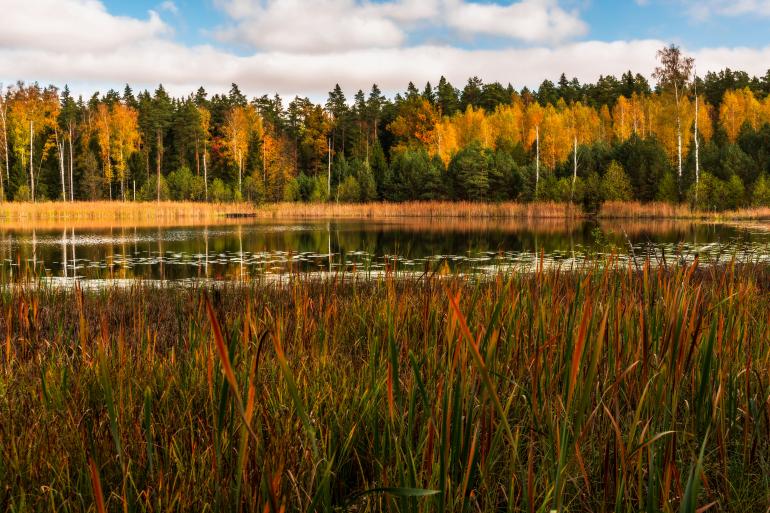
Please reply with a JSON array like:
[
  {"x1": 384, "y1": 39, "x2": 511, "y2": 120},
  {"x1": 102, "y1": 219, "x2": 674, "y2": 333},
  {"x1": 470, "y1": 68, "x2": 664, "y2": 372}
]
[{"x1": 1, "y1": 46, "x2": 770, "y2": 211}]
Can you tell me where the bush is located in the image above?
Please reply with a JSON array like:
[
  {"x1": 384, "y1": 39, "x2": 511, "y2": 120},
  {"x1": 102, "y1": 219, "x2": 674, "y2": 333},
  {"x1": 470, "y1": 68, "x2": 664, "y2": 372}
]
[
  {"x1": 689, "y1": 172, "x2": 745, "y2": 211},
  {"x1": 138, "y1": 176, "x2": 170, "y2": 201},
  {"x1": 209, "y1": 178, "x2": 232, "y2": 203},
  {"x1": 283, "y1": 178, "x2": 301, "y2": 202},
  {"x1": 310, "y1": 177, "x2": 329, "y2": 202},
  {"x1": 601, "y1": 161, "x2": 633, "y2": 201},
  {"x1": 167, "y1": 166, "x2": 205, "y2": 201},
  {"x1": 243, "y1": 174, "x2": 266, "y2": 203},
  {"x1": 656, "y1": 172, "x2": 679, "y2": 203},
  {"x1": 751, "y1": 173, "x2": 770, "y2": 206},
  {"x1": 14, "y1": 185, "x2": 31, "y2": 202},
  {"x1": 337, "y1": 175, "x2": 361, "y2": 202},
  {"x1": 537, "y1": 175, "x2": 583, "y2": 202},
  {"x1": 581, "y1": 172, "x2": 604, "y2": 214}
]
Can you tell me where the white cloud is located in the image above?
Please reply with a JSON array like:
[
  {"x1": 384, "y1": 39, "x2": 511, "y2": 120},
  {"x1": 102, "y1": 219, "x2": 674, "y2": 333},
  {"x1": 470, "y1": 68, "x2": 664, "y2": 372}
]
[
  {"x1": 2, "y1": 0, "x2": 770, "y2": 101},
  {"x1": 444, "y1": 0, "x2": 587, "y2": 44},
  {"x1": 159, "y1": 1, "x2": 179, "y2": 15},
  {"x1": 213, "y1": 0, "x2": 413, "y2": 53},
  {"x1": 213, "y1": 0, "x2": 586, "y2": 51},
  {"x1": 0, "y1": 0, "x2": 169, "y2": 53}
]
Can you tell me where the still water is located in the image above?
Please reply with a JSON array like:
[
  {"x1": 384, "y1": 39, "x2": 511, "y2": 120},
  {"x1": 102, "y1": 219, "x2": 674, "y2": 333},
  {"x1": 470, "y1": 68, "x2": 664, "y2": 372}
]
[{"x1": 0, "y1": 219, "x2": 768, "y2": 282}]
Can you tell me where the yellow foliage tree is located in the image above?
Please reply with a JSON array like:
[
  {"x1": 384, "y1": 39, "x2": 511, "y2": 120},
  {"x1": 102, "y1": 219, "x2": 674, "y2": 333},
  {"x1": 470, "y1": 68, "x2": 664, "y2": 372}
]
[
  {"x1": 224, "y1": 105, "x2": 258, "y2": 194},
  {"x1": 111, "y1": 103, "x2": 140, "y2": 199}
]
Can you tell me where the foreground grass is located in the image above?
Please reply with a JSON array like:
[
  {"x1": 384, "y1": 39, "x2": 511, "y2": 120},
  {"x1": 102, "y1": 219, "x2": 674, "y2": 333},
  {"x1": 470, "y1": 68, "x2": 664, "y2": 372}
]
[{"x1": 1, "y1": 261, "x2": 769, "y2": 512}]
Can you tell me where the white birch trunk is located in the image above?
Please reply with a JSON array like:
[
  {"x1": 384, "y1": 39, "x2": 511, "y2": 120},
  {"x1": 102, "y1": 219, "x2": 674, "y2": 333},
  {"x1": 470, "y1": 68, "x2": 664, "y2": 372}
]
[
  {"x1": 535, "y1": 126, "x2": 540, "y2": 194},
  {"x1": 30, "y1": 120, "x2": 35, "y2": 202}
]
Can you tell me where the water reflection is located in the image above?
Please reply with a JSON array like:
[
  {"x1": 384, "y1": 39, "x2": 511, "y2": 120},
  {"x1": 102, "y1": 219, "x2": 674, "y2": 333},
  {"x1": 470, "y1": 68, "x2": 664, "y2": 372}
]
[{"x1": 0, "y1": 219, "x2": 768, "y2": 282}]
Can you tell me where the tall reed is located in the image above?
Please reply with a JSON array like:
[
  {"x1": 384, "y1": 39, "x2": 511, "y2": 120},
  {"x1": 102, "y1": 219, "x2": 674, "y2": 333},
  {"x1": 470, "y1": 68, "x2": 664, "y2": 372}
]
[{"x1": 1, "y1": 260, "x2": 768, "y2": 512}]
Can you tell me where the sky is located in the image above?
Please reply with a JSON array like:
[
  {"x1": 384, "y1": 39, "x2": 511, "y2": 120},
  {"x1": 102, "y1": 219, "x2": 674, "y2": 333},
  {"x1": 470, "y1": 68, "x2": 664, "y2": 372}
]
[{"x1": 2, "y1": 0, "x2": 770, "y2": 100}]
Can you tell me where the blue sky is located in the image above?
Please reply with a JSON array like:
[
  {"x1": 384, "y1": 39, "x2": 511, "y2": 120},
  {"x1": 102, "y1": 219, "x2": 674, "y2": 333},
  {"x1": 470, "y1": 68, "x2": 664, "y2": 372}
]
[
  {"x1": 102, "y1": 0, "x2": 770, "y2": 50},
  {"x1": 2, "y1": 0, "x2": 770, "y2": 98}
]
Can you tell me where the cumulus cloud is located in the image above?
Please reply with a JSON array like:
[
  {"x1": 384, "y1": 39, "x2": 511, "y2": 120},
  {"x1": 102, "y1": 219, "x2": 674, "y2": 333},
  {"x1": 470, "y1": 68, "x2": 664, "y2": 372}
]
[
  {"x1": 213, "y1": 0, "x2": 416, "y2": 53},
  {"x1": 213, "y1": 0, "x2": 586, "y2": 51},
  {"x1": 2, "y1": 0, "x2": 770, "y2": 100},
  {"x1": 0, "y1": 0, "x2": 169, "y2": 53},
  {"x1": 444, "y1": 0, "x2": 587, "y2": 44}
]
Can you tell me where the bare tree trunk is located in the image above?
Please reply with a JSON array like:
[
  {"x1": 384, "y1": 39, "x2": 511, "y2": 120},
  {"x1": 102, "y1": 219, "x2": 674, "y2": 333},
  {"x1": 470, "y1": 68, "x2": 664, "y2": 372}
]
[
  {"x1": 674, "y1": 82, "x2": 682, "y2": 198},
  {"x1": 327, "y1": 137, "x2": 332, "y2": 197},
  {"x1": 0, "y1": 94, "x2": 7, "y2": 200},
  {"x1": 156, "y1": 129, "x2": 162, "y2": 202},
  {"x1": 57, "y1": 130, "x2": 66, "y2": 201},
  {"x1": 694, "y1": 79, "x2": 700, "y2": 203},
  {"x1": 30, "y1": 120, "x2": 35, "y2": 202},
  {"x1": 571, "y1": 136, "x2": 577, "y2": 203},
  {"x1": 68, "y1": 123, "x2": 75, "y2": 201},
  {"x1": 120, "y1": 148, "x2": 125, "y2": 201},
  {"x1": 535, "y1": 126, "x2": 540, "y2": 195},
  {"x1": 195, "y1": 136, "x2": 200, "y2": 176},
  {"x1": 203, "y1": 143, "x2": 208, "y2": 201},
  {"x1": 238, "y1": 151, "x2": 242, "y2": 194}
]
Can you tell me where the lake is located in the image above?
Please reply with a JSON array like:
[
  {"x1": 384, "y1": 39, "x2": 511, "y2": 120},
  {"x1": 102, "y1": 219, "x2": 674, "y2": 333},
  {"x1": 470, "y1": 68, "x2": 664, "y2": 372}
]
[{"x1": 1, "y1": 218, "x2": 768, "y2": 282}]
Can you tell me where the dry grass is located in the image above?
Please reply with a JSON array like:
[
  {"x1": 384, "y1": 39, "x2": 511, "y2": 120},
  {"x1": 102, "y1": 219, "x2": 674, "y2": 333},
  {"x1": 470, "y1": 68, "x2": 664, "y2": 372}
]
[
  {"x1": 0, "y1": 201, "x2": 256, "y2": 221},
  {"x1": 599, "y1": 201, "x2": 770, "y2": 220},
  {"x1": 0, "y1": 201, "x2": 768, "y2": 227},
  {"x1": 258, "y1": 201, "x2": 770, "y2": 221},
  {"x1": 255, "y1": 201, "x2": 581, "y2": 219}
]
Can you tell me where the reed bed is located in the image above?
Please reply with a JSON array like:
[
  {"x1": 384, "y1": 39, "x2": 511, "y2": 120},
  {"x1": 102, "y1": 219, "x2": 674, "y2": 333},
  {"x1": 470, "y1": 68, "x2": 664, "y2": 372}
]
[
  {"x1": 0, "y1": 201, "x2": 768, "y2": 226},
  {"x1": 1, "y1": 260, "x2": 769, "y2": 512},
  {"x1": 255, "y1": 201, "x2": 581, "y2": 219},
  {"x1": 0, "y1": 201, "x2": 255, "y2": 221},
  {"x1": 599, "y1": 201, "x2": 770, "y2": 220},
  {"x1": 257, "y1": 201, "x2": 770, "y2": 221}
]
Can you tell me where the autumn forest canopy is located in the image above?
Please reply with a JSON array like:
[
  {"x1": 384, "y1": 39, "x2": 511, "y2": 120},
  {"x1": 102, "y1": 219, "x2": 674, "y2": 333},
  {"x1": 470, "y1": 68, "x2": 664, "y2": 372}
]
[{"x1": 2, "y1": 46, "x2": 770, "y2": 211}]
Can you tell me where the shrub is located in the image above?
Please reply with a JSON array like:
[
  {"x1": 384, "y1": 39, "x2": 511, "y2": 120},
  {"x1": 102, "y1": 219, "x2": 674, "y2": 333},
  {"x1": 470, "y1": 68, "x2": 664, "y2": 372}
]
[
  {"x1": 656, "y1": 172, "x2": 679, "y2": 203},
  {"x1": 689, "y1": 172, "x2": 745, "y2": 211},
  {"x1": 751, "y1": 173, "x2": 770, "y2": 206},
  {"x1": 243, "y1": 174, "x2": 266, "y2": 203},
  {"x1": 581, "y1": 171, "x2": 604, "y2": 214},
  {"x1": 310, "y1": 177, "x2": 330, "y2": 202},
  {"x1": 14, "y1": 185, "x2": 31, "y2": 202},
  {"x1": 283, "y1": 178, "x2": 301, "y2": 202},
  {"x1": 601, "y1": 161, "x2": 633, "y2": 201},
  {"x1": 336, "y1": 175, "x2": 361, "y2": 203},
  {"x1": 138, "y1": 176, "x2": 170, "y2": 201},
  {"x1": 167, "y1": 166, "x2": 193, "y2": 200},
  {"x1": 209, "y1": 178, "x2": 232, "y2": 203}
]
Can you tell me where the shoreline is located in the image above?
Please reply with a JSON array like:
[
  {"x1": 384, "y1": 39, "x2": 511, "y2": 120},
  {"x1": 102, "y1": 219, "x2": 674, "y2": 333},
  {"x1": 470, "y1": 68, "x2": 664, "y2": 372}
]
[{"x1": 0, "y1": 200, "x2": 768, "y2": 223}]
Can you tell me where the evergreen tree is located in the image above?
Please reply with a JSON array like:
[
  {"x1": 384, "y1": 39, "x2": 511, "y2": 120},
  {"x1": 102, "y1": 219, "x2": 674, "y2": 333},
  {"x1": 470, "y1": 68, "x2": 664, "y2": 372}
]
[{"x1": 448, "y1": 143, "x2": 489, "y2": 201}]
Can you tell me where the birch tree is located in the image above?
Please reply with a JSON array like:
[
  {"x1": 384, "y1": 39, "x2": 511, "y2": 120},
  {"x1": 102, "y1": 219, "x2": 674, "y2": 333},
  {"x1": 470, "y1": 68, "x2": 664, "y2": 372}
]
[
  {"x1": 653, "y1": 45, "x2": 693, "y2": 196},
  {"x1": 0, "y1": 83, "x2": 10, "y2": 199},
  {"x1": 111, "y1": 102, "x2": 140, "y2": 200}
]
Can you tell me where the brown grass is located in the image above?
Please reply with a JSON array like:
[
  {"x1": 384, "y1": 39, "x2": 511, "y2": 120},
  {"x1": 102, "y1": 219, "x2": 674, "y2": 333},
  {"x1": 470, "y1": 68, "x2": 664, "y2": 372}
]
[
  {"x1": 0, "y1": 201, "x2": 256, "y2": 221},
  {"x1": 258, "y1": 201, "x2": 770, "y2": 221},
  {"x1": 0, "y1": 201, "x2": 768, "y2": 226},
  {"x1": 254, "y1": 201, "x2": 581, "y2": 219},
  {"x1": 599, "y1": 201, "x2": 770, "y2": 220}
]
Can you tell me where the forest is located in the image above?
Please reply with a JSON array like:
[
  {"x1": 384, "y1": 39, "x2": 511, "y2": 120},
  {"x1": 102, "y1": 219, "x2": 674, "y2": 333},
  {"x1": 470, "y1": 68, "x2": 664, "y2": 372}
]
[{"x1": 2, "y1": 46, "x2": 770, "y2": 211}]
